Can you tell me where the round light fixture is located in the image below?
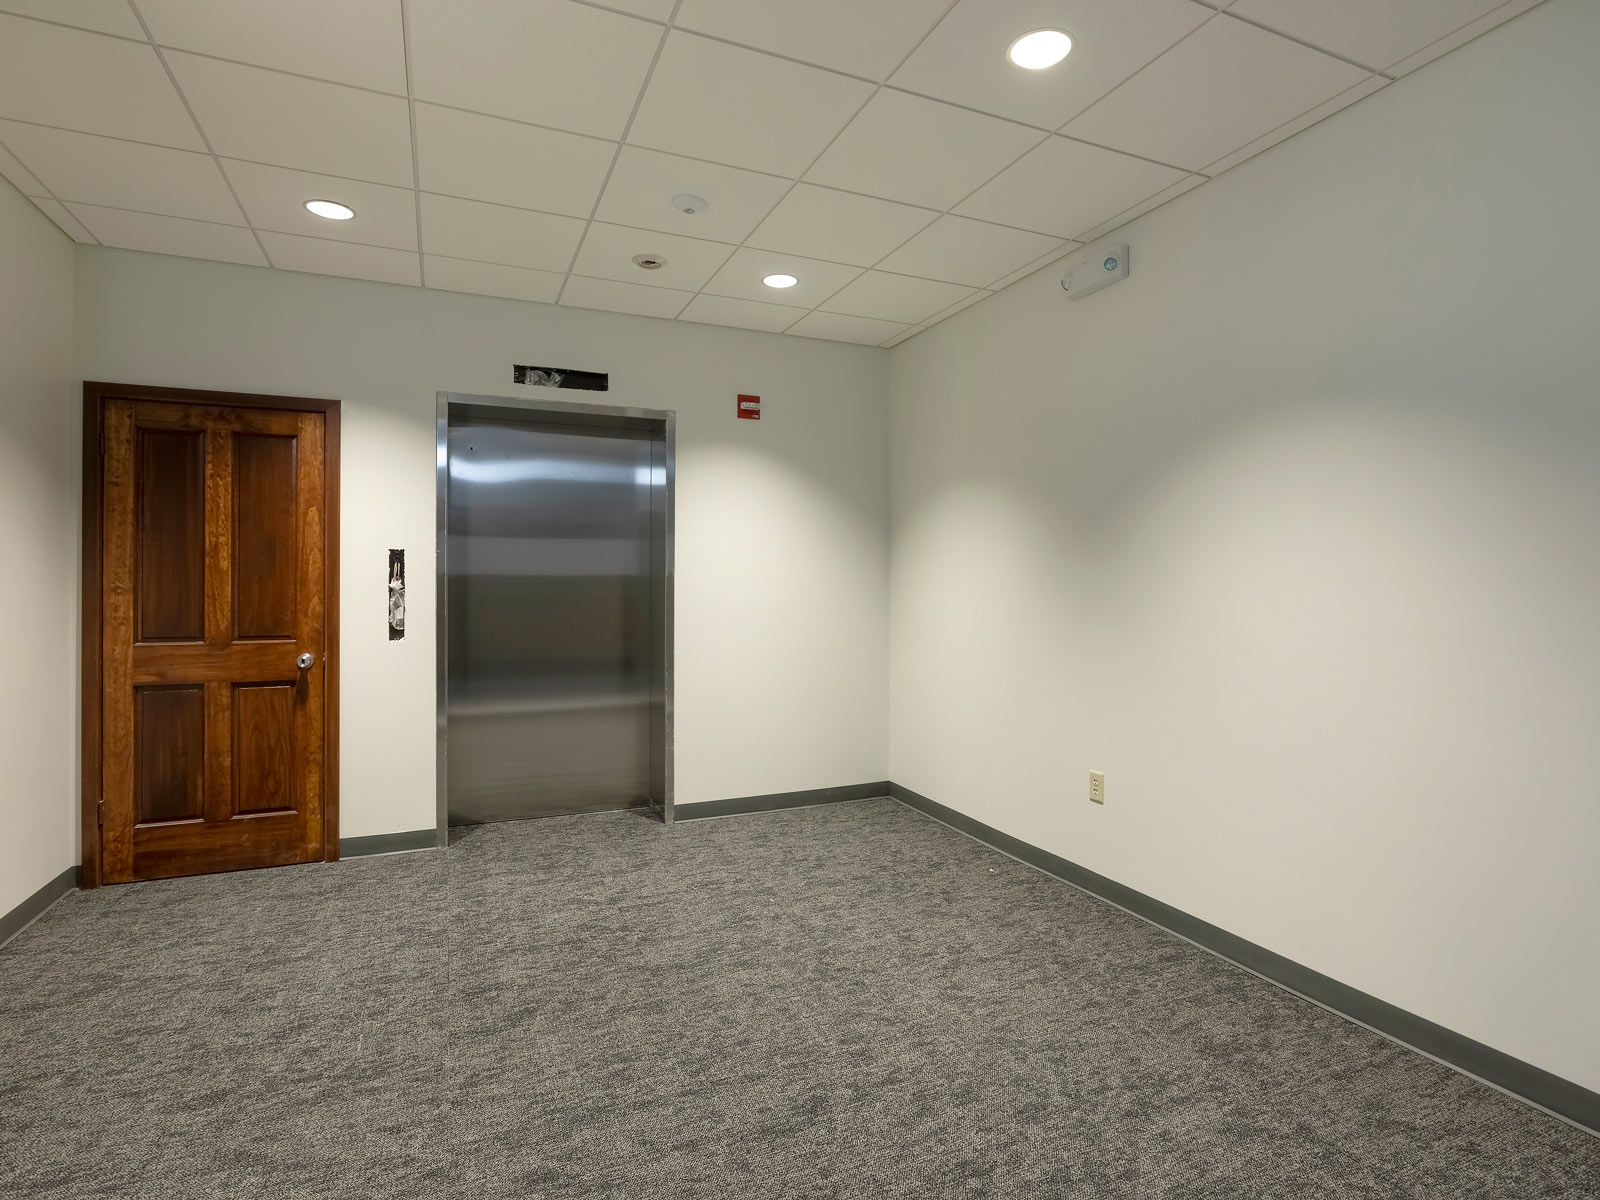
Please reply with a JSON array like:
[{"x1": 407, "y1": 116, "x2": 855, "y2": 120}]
[
  {"x1": 671, "y1": 192, "x2": 708, "y2": 215},
  {"x1": 1007, "y1": 29, "x2": 1072, "y2": 70},
  {"x1": 633, "y1": 253, "x2": 667, "y2": 270},
  {"x1": 304, "y1": 199, "x2": 355, "y2": 220},
  {"x1": 763, "y1": 273, "x2": 799, "y2": 289}
]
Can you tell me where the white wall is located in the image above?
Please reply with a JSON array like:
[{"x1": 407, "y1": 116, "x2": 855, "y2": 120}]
[
  {"x1": 0, "y1": 179, "x2": 76, "y2": 915},
  {"x1": 75, "y1": 252, "x2": 889, "y2": 840},
  {"x1": 888, "y1": 0, "x2": 1600, "y2": 1094}
]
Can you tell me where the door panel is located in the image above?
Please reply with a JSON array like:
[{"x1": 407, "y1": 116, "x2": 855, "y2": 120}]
[
  {"x1": 234, "y1": 434, "x2": 299, "y2": 638},
  {"x1": 233, "y1": 682, "x2": 297, "y2": 814},
  {"x1": 134, "y1": 685, "x2": 205, "y2": 823},
  {"x1": 99, "y1": 398, "x2": 328, "y2": 883},
  {"x1": 135, "y1": 429, "x2": 205, "y2": 641}
]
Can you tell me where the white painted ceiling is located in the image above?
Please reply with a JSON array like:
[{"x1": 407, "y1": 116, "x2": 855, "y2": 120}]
[{"x1": 0, "y1": 0, "x2": 1544, "y2": 348}]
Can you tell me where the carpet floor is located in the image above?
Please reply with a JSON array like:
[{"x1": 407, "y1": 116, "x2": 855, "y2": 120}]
[{"x1": 1, "y1": 798, "x2": 1596, "y2": 1198}]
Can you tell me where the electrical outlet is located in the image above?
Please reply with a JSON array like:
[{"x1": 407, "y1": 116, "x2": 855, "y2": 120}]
[{"x1": 1089, "y1": 771, "x2": 1105, "y2": 805}]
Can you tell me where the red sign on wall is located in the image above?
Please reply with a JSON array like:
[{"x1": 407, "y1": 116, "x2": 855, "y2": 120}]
[{"x1": 737, "y1": 394, "x2": 761, "y2": 420}]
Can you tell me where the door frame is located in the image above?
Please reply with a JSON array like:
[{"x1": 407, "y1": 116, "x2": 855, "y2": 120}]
[
  {"x1": 80, "y1": 381, "x2": 341, "y2": 888},
  {"x1": 435, "y1": 391, "x2": 676, "y2": 845}
]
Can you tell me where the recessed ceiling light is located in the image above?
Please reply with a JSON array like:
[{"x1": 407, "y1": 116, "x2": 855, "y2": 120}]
[
  {"x1": 763, "y1": 274, "x2": 798, "y2": 289},
  {"x1": 1008, "y1": 29, "x2": 1072, "y2": 70},
  {"x1": 305, "y1": 199, "x2": 355, "y2": 220}
]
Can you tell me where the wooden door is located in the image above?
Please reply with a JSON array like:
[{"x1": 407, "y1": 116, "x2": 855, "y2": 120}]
[{"x1": 93, "y1": 394, "x2": 334, "y2": 883}]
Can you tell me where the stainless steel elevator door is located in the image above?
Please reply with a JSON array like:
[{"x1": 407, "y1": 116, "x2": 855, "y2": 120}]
[{"x1": 446, "y1": 415, "x2": 660, "y2": 824}]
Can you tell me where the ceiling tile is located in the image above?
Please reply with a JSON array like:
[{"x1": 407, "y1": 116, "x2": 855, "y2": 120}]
[
  {"x1": 1229, "y1": 0, "x2": 1504, "y2": 72},
  {"x1": 956, "y1": 135, "x2": 1186, "y2": 238},
  {"x1": 570, "y1": 221, "x2": 736, "y2": 292},
  {"x1": 424, "y1": 255, "x2": 564, "y2": 304},
  {"x1": 628, "y1": 33, "x2": 874, "y2": 178},
  {"x1": 923, "y1": 288, "x2": 992, "y2": 324},
  {"x1": 1063, "y1": 14, "x2": 1370, "y2": 171},
  {"x1": 820, "y1": 271, "x2": 978, "y2": 324},
  {"x1": 599, "y1": 0, "x2": 675, "y2": 19},
  {"x1": 0, "y1": 2, "x2": 143, "y2": 39},
  {"x1": 0, "y1": 138, "x2": 46, "y2": 194},
  {"x1": 702, "y1": 246, "x2": 863, "y2": 308},
  {"x1": 891, "y1": 0, "x2": 1212, "y2": 129},
  {"x1": 876, "y1": 214, "x2": 1066, "y2": 287},
  {"x1": 1202, "y1": 75, "x2": 1385, "y2": 175},
  {"x1": 223, "y1": 159, "x2": 417, "y2": 250},
  {"x1": 409, "y1": 0, "x2": 661, "y2": 139},
  {"x1": 27, "y1": 196, "x2": 99, "y2": 242},
  {"x1": 420, "y1": 193, "x2": 587, "y2": 273},
  {"x1": 138, "y1": 0, "x2": 407, "y2": 93},
  {"x1": 1385, "y1": 0, "x2": 1546, "y2": 77},
  {"x1": 805, "y1": 90, "x2": 1044, "y2": 210},
  {"x1": 1073, "y1": 172, "x2": 1205, "y2": 242},
  {"x1": 674, "y1": 0, "x2": 950, "y2": 80},
  {"x1": 986, "y1": 243, "x2": 1078, "y2": 290},
  {"x1": 747, "y1": 184, "x2": 936, "y2": 267},
  {"x1": 66, "y1": 202, "x2": 266, "y2": 264},
  {"x1": 678, "y1": 293, "x2": 807, "y2": 334},
  {"x1": 787, "y1": 310, "x2": 909, "y2": 345},
  {"x1": 595, "y1": 146, "x2": 790, "y2": 245},
  {"x1": 561, "y1": 275, "x2": 694, "y2": 320},
  {"x1": 0, "y1": 15, "x2": 203, "y2": 148},
  {"x1": 0, "y1": 120, "x2": 241, "y2": 222},
  {"x1": 166, "y1": 52, "x2": 413, "y2": 185},
  {"x1": 260, "y1": 231, "x2": 419, "y2": 285},
  {"x1": 414, "y1": 103, "x2": 614, "y2": 219}
]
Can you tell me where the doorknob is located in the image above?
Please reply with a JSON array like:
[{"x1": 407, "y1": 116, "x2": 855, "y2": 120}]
[{"x1": 297, "y1": 652, "x2": 315, "y2": 670}]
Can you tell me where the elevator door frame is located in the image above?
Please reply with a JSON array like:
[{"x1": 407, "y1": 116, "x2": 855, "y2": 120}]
[{"x1": 435, "y1": 391, "x2": 674, "y2": 845}]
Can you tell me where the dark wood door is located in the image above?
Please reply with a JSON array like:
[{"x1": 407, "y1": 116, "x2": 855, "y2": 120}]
[{"x1": 98, "y1": 398, "x2": 329, "y2": 883}]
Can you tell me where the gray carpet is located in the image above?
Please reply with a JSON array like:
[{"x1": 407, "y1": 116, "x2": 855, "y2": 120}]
[{"x1": 2, "y1": 799, "x2": 1596, "y2": 1198}]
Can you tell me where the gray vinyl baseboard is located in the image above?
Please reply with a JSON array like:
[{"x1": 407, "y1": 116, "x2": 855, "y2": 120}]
[
  {"x1": 339, "y1": 829, "x2": 438, "y2": 857},
  {"x1": 889, "y1": 782, "x2": 1600, "y2": 1137},
  {"x1": 0, "y1": 866, "x2": 78, "y2": 950},
  {"x1": 675, "y1": 781, "x2": 891, "y2": 821}
]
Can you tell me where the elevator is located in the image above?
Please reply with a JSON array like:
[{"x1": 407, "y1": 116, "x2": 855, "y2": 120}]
[{"x1": 437, "y1": 393, "x2": 673, "y2": 831}]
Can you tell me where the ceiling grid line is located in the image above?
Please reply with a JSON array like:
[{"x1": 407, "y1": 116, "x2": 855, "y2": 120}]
[
  {"x1": 1051, "y1": 131, "x2": 1211, "y2": 178},
  {"x1": 1378, "y1": 0, "x2": 1548, "y2": 76},
  {"x1": 400, "y1": 0, "x2": 425, "y2": 286},
  {"x1": 1048, "y1": 7, "x2": 1224, "y2": 134},
  {"x1": 0, "y1": 129, "x2": 99, "y2": 243},
  {"x1": 1205, "y1": 9, "x2": 1389, "y2": 75},
  {"x1": 553, "y1": 0, "x2": 688, "y2": 308},
  {"x1": 122, "y1": 0, "x2": 276, "y2": 269},
  {"x1": 12, "y1": 0, "x2": 1394, "y2": 137},
  {"x1": 0, "y1": 121, "x2": 1189, "y2": 279},
  {"x1": 0, "y1": 8, "x2": 147, "y2": 45},
  {"x1": 1200, "y1": 73, "x2": 1385, "y2": 176},
  {"x1": 0, "y1": 117, "x2": 1194, "y2": 268},
  {"x1": 0, "y1": 0, "x2": 1545, "y2": 346},
  {"x1": 115, "y1": 45, "x2": 411, "y2": 102},
  {"x1": 3, "y1": 147, "x2": 1098, "y2": 273},
  {"x1": 736, "y1": 0, "x2": 967, "y2": 336},
  {"x1": 712, "y1": 3, "x2": 963, "y2": 335},
  {"x1": 1049, "y1": 7, "x2": 1231, "y2": 138}
]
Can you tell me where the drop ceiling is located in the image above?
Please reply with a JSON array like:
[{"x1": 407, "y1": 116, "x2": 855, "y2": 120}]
[{"x1": 0, "y1": 0, "x2": 1544, "y2": 348}]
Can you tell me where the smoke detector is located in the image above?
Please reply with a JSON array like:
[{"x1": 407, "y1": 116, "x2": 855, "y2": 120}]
[
  {"x1": 632, "y1": 253, "x2": 667, "y2": 270},
  {"x1": 671, "y1": 193, "x2": 707, "y2": 215}
]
